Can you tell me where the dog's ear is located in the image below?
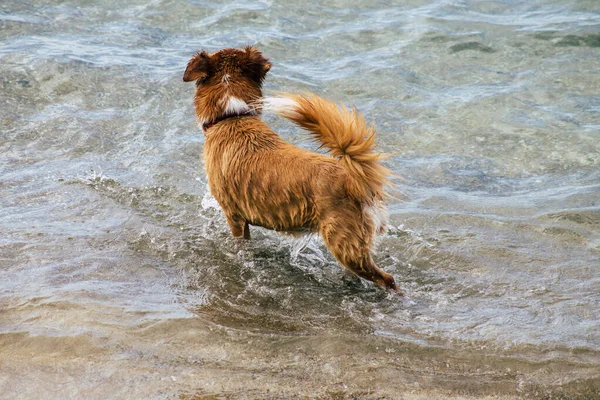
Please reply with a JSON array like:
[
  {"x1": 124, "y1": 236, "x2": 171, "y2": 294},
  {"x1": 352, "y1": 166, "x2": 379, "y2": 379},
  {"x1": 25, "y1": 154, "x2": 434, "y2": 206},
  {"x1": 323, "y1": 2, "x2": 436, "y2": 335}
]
[
  {"x1": 242, "y1": 46, "x2": 271, "y2": 84},
  {"x1": 183, "y1": 51, "x2": 212, "y2": 82}
]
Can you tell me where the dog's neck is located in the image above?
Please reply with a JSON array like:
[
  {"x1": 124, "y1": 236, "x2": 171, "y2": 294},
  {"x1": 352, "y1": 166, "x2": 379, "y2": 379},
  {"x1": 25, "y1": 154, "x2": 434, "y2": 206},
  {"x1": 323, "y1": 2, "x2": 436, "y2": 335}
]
[
  {"x1": 202, "y1": 109, "x2": 257, "y2": 132},
  {"x1": 200, "y1": 95, "x2": 260, "y2": 132}
]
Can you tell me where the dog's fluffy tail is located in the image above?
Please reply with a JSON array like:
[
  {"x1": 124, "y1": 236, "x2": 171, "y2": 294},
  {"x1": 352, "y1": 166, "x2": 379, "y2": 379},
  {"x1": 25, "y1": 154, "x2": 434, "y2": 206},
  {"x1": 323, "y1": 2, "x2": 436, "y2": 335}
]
[{"x1": 263, "y1": 93, "x2": 389, "y2": 204}]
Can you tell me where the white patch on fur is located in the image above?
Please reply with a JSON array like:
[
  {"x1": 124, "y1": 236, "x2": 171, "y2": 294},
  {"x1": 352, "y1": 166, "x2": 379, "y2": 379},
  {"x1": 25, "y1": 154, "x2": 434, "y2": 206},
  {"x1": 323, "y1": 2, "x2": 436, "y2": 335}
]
[
  {"x1": 224, "y1": 96, "x2": 252, "y2": 115},
  {"x1": 262, "y1": 96, "x2": 300, "y2": 116},
  {"x1": 222, "y1": 74, "x2": 230, "y2": 83},
  {"x1": 365, "y1": 202, "x2": 388, "y2": 236}
]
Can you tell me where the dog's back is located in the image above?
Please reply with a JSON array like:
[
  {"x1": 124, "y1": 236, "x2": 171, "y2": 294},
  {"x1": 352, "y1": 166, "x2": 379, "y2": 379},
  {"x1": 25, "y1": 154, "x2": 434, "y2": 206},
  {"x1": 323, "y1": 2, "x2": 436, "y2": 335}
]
[{"x1": 263, "y1": 94, "x2": 391, "y2": 234}]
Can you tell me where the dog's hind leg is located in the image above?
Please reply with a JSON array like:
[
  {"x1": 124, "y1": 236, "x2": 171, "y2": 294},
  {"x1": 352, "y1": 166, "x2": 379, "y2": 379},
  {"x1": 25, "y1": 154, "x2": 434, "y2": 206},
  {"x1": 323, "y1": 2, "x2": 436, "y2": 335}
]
[
  {"x1": 320, "y1": 219, "x2": 402, "y2": 295},
  {"x1": 225, "y1": 214, "x2": 251, "y2": 239},
  {"x1": 351, "y1": 253, "x2": 402, "y2": 296}
]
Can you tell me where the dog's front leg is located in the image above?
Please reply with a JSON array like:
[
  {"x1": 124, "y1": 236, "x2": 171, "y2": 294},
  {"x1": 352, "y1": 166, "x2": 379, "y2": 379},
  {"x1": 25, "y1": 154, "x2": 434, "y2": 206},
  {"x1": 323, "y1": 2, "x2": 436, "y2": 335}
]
[{"x1": 225, "y1": 214, "x2": 251, "y2": 240}]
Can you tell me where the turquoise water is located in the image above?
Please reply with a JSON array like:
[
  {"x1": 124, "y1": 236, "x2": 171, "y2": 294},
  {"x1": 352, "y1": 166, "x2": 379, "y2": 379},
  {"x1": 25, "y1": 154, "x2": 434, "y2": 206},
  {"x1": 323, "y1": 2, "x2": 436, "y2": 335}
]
[{"x1": 1, "y1": 1, "x2": 599, "y2": 398}]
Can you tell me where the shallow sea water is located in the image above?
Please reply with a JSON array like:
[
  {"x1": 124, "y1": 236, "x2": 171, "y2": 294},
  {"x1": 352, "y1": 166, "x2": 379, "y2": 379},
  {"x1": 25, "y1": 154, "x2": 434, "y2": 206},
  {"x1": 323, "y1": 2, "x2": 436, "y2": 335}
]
[{"x1": 1, "y1": 0, "x2": 600, "y2": 399}]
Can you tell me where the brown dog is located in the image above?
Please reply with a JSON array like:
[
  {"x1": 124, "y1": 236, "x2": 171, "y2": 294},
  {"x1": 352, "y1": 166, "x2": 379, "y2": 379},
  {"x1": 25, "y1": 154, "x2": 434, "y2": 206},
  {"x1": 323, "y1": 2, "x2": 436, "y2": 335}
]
[{"x1": 183, "y1": 46, "x2": 401, "y2": 295}]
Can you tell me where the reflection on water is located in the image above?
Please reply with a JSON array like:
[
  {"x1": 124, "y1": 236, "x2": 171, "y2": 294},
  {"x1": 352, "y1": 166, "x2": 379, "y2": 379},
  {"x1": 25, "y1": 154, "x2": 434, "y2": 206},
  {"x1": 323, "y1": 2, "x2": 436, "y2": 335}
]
[{"x1": 1, "y1": 0, "x2": 599, "y2": 398}]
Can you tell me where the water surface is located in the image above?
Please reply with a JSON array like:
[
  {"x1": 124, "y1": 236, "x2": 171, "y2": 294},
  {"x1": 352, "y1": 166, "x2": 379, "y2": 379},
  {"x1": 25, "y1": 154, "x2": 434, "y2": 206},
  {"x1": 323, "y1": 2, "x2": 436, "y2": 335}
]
[{"x1": 1, "y1": 0, "x2": 600, "y2": 398}]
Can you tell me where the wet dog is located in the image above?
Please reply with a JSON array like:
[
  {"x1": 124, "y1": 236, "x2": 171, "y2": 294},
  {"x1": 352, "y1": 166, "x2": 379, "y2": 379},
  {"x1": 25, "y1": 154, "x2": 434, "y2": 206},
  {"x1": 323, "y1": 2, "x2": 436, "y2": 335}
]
[{"x1": 183, "y1": 46, "x2": 401, "y2": 295}]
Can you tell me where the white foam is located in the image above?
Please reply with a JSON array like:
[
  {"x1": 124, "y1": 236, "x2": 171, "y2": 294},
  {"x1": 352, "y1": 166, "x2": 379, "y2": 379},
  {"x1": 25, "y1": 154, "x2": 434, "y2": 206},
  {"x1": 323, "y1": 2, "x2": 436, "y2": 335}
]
[{"x1": 201, "y1": 191, "x2": 220, "y2": 211}]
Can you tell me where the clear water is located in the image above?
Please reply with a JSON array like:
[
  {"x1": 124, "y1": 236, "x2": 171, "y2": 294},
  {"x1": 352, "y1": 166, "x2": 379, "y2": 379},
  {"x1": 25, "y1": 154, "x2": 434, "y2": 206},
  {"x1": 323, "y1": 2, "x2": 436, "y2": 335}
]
[{"x1": 1, "y1": 0, "x2": 599, "y2": 398}]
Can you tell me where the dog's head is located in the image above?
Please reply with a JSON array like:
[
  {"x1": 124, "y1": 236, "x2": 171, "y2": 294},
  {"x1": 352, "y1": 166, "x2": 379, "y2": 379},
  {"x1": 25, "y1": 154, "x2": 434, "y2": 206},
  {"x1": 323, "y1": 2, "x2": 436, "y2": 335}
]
[{"x1": 183, "y1": 46, "x2": 271, "y2": 127}]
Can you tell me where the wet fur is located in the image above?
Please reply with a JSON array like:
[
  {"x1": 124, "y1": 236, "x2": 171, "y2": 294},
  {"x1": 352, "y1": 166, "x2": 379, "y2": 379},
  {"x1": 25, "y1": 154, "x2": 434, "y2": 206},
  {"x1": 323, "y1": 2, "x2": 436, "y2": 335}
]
[{"x1": 183, "y1": 46, "x2": 401, "y2": 295}]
